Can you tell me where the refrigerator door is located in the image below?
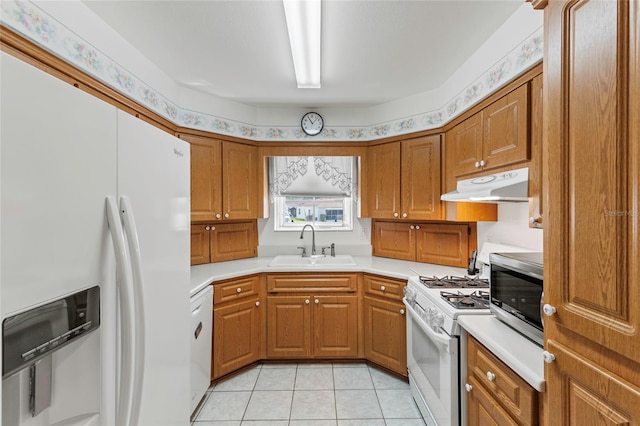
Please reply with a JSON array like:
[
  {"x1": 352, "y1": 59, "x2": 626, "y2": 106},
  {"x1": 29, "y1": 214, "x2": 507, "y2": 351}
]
[
  {"x1": 1, "y1": 52, "x2": 117, "y2": 425},
  {"x1": 116, "y1": 111, "x2": 191, "y2": 425}
]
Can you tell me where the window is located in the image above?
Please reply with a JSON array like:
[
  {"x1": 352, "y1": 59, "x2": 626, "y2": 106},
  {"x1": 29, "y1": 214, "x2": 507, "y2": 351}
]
[{"x1": 269, "y1": 156, "x2": 357, "y2": 231}]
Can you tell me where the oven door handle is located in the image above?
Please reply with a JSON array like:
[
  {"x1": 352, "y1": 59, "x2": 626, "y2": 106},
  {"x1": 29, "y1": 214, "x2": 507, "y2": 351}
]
[{"x1": 403, "y1": 298, "x2": 453, "y2": 353}]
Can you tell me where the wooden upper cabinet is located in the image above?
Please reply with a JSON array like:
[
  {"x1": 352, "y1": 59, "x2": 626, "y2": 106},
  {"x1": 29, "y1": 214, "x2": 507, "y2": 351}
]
[
  {"x1": 482, "y1": 83, "x2": 529, "y2": 170},
  {"x1": 222, "y1": 141, "x2": 257, "y2": 220},
  {"x1": 188, "y1": 135, "x2": 222, "y2": 222},
  {"x1": 368, "y1": 142, "x2": 401, "y2": 218},
  {"x1": 528, "y1": 73, "x2": 543, "y2": 229},
  {"x1": 415, "y1": 223, "x2": 469, "y2": 267},
  {"x1": 452, "y1": 112, "x2": 484, "y2": 176},
  {"x1": 372, "y1": 221, "x2": 416, "y2": 261},
  {"x1": 453, "y1": 84, "x2": 530, "y2": 177},
  {"x1": 401, "y1": 135, "x2": 442, "y2": 220},
  {"x1": 190, "y1": 221, "x2": 257, "y2": 265},
  {"x1": 367, "y1": 135, "x2": 442, "y2": 220},
  {"x1": 544, "y1": 0, "x2": 640, "y2": 365},
  {"x1": 181, "y1": 133, "x2": 257, "y2": 222},
  {"x1": 543, "y1": 1, "x2": 640, "y2": 422}
]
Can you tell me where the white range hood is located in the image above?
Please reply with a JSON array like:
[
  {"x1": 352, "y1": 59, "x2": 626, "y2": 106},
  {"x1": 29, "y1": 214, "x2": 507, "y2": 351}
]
[{"x1": 441, "y1": 167, "x2": 529, "y2": 203}]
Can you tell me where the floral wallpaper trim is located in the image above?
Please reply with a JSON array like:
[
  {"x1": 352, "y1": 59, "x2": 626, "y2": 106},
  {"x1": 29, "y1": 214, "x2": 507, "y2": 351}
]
[{"x1": 1, "y1": 0, "x2": 542, "y2": 142}]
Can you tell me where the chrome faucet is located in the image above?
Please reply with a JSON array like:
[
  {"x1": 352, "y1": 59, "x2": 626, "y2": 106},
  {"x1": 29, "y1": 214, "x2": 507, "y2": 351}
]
[{"x1": 299, "y1": 224, "x2": 316, "y2": 256}]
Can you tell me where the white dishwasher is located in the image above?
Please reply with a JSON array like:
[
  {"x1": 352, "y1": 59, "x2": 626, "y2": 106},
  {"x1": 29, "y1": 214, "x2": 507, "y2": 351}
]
[{"x1": 190, "y1": 285, "x2": 213, "y2": 415}]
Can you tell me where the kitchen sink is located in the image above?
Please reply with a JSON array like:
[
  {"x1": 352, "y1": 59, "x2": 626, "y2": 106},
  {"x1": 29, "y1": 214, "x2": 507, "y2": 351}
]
[{"x1": 268, "y1": 254, "x2": 356, "y2": 267}]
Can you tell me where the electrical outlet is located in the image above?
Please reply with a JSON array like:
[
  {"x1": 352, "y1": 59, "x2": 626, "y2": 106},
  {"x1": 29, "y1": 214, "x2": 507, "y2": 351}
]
[{"x1": 360, "y1": 227, "x2": 368, "y2": 241}]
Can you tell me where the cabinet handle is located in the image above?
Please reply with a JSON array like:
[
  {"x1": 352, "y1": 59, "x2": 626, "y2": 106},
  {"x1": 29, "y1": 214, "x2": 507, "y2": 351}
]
[
  {"x1": 402, "y1": 213, "x2": 408, "y2": 218},
  {"x1": 224, "y1": 213, "x2": 230, "y2": 218},
  {"x1": 315, "y1": 299, "x2": 319, "y2": 304},
  {"x1": 255, "y1": 301, "x2": 260, "y2": 307},
  {"x1": 480, "y1": 160, "x2": 486, "y2": 167},
  {"x1": 475, "y1": 161, "x2": 480, "y2": 168},
  {"x1": 236, "y1": 288, "x2": 242, "y2": 293},
  {"x1": 215, "y1": 213, "x2": 221, "y2": 219},
  {"x1": 205, "y1": 226, "x2": 210, "y2": 231},
  {"x1": 529, "y1": 216, "x2": 543, "y2": 224},
  {"x1": 543, "y1": 351, "x2": 556, "y2": 364},
  {"x1": 465, "y1": 383, "x2": 473, "y2": 392},
  {"x1": 415, "y1": 225, "x2": 420, "y2": 230},
  {"x1": 543, "y1": 304, "x2": 557, "y2": 316},
  {"x1": 393, "y1": 212, "x2": 399, "y2": 218},
  {"x1": 410, "y1": 225, "x2": 415, "y2": 230},
  {"x1": 305, "y1": 299, "x2": 310, "y2": 304},
  {"x1": 380, "y1": 286, "x2": 386, "y2": 291},
  {"x1": 400, "y1": 309, "x2": 405, "y2": 315},
  {"x1": 486, "y1": 371, "x2": 496, "y2": 382},
  {"x1": 210, "y1": 226, "x2": 215, "y2": 231}
]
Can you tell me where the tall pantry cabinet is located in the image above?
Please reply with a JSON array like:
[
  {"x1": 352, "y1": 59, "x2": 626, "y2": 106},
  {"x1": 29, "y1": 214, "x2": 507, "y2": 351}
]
[{"x1": 540, "y1": 0, "x2": 640, "y2": 423}]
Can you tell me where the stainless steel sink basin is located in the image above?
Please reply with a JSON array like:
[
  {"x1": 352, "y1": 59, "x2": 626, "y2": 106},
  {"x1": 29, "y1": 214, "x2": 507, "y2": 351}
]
[{"x1": 268, "y1": 254, "x2": 356, "y2": 267}]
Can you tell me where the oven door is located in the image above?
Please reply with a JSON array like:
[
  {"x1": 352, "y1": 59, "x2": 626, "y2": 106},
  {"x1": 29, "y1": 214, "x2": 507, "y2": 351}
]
[{"x1": 404, "y1": 298, "x2": 459, "y2": 426}]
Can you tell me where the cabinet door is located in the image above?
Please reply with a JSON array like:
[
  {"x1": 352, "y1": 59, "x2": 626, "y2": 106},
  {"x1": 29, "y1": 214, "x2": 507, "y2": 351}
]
[
  {"x1": 372, "y1": 221, "x2": 415, "y2": 261},
  {"x1": 528, "y1": 74, "x2": 543, "y2": 229},
  {"x1": 482, "y1": 83, "x2": 529, "y2": 170},
  {"x1": 267, "y1": 295, "x2": 312, "y2": 358},
  {"x1": 466, "y1": 376, "x2": 518, "y2": 426},
  {"x1": 185, "y1": 134, "x2": 222, "y2": 222},
  {"x1": 363, "y1": 296, "x2": 406, "y2": 376},
  {"x1": 401, "y1": 135, "x2": 442, "y2": 220},
  {"x1": 545, "y1": 340, "x2": 640, "y2": 426},
  {"x1": 544, "y1": 0, "x2": 640, "y2": 362},
  {"x1": 415, "y1": 223, "x2": 469, "y2": 267},
  {"x1": 368, "y1": 142, "x2": 401, "y2": 218},
  {"x1": 313, "y1": 295, "x2": 358, "y2": 358},
  {"x1": 452, "y1": 112, "x2": 484, "y2": 176},
  {"x1": 222, "y1": 141, "x2": 257, "y2": 219},
  {"x1": 213, "y1": 298, "x2": 261, "y2": 379},
  {"x1": 190, "y1": 224, "x2": 210, "y2": 265},
  {"x1": 209, "y1": 221, "x2": 257, "y2": 262}
]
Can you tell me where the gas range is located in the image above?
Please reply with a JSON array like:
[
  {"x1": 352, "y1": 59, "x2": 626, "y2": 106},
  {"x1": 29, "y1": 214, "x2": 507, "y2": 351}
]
[{"x1": 404, "y1": 275, "x2": 491, "y2": 336}]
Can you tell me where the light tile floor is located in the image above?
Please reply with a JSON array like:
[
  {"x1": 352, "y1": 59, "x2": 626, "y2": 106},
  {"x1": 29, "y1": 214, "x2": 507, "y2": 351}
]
[{"x1": 192, "y1": 362, "x2": 425, "y2": 426}]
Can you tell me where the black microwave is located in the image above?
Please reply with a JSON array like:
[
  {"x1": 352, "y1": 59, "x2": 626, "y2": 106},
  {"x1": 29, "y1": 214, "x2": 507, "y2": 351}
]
[{"x1": 489, "y1": 252, "x2": 543, "y2": 346}]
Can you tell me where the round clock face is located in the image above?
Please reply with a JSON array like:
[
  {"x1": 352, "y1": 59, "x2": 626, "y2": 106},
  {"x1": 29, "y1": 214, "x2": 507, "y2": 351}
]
[{"x1": 301, "y1": 112, "x2": 324, "y2": 136}]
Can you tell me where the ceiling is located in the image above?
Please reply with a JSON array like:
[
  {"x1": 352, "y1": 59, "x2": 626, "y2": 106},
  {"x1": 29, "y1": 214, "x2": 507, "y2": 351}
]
[{"x1": 82, "y1": 0, "x2": 523, "y2": 109}]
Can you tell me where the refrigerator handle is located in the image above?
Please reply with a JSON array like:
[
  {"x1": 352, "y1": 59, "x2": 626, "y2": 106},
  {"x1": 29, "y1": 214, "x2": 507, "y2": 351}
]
[
  {"x1": 105, "y1": 197, "x2": 136, "y2": 426},
  {"x1": 119, "y1": 196, "x2": 146, "y2": 426}
]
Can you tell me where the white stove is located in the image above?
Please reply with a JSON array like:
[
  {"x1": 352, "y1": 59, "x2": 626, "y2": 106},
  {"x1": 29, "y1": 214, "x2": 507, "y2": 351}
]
[
  {"x1": 404, "y1": 275, "x2": 490, "y2": 336},
  {"x1": 403, "y1": 275, "x2": 492, "y2": 426}
]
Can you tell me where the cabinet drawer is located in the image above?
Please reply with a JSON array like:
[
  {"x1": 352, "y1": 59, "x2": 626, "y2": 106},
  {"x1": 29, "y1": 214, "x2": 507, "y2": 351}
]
[
  {"x1": 267, "y1": 273, "x2": 358, "y2": 293},
  {"x1": 213, "y1": 275, "x2": 261, "y2": 305},
  {"x1": 467, "y1": 336, "x2": 537, "y2": 425},
  {"x1": 363, "y1": 274, "x2": 405, "y2": 301}
]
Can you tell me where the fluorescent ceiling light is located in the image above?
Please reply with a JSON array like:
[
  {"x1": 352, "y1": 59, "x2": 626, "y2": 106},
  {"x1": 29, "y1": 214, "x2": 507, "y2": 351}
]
[{"x1": 283, "y1": 0, "x2": 321, "y2": 88}]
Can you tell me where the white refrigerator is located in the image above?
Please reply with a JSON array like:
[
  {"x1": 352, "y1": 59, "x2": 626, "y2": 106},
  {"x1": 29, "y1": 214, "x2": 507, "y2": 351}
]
[{"x1": 1, "y1": 51, "x2": 191, "y2": 425}]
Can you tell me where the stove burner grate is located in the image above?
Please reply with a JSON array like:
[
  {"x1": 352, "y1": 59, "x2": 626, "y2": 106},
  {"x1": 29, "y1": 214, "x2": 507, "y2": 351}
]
[
  {"x1": 440, "y1": 290, "x2": 490, "y2": 309},
  {"x1": 419, "y1": 275, "x2": 489, "y2": 289}
]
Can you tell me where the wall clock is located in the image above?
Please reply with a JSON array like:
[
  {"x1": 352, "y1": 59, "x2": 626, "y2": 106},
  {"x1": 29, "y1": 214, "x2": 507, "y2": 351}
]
[{"x1": 301, "y1": 112, "x2": 324, "y2": 136}]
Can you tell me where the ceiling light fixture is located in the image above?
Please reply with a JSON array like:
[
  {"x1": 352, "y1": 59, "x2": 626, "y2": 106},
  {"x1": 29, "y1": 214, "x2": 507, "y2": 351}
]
[{"x1": 283, "y1": 0, "x2": 321, "y2": 88}]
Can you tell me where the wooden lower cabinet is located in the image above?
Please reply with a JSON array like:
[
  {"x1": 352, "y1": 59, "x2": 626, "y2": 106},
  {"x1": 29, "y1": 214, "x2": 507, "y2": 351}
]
[
  {"x1": 266, "y1": 295, "x2": 311, "y2": 358},
  {"x1": 363, "y1": 296, "x2": 406, "y2": 376},
  {"x1": 545, "y1": 340, "x2": 640, "y2": 426},
  {"x1": 266, "y1": 294, "x2": 358, "y2": 359},
  {"x1": 466, "y1": 336, "x2": 538, "y2": 426},
  {"x1": 212, "y1": 275, "x2": 264, "y2": 379}
]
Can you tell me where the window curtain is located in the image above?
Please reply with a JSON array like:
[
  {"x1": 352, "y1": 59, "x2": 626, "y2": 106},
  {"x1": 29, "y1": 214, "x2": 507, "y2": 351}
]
[{"x1": 269, "y1": 156, "x2": 357, "y2": 197}]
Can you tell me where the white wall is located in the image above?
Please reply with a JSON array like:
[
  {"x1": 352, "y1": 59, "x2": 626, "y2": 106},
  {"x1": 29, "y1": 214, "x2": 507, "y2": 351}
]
[
  {"x1": 257, "y1": 216, "x2": 372, "y2": 257},
  {"x1": 477, "y1": 203, "x2": 543, "y2": 251}
]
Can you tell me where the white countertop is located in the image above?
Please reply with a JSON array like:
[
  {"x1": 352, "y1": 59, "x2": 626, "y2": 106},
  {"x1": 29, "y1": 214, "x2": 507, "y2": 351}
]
[
  {"x1": 190, "y1": 255, "x2": 469, "y2": 296},
  {"x1": 458, "y1": 315, "x2": 545, "y2": 392}
]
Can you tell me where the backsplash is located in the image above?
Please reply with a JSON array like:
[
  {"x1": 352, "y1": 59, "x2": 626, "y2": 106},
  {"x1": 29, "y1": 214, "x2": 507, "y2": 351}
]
[
  {"x1": 256, "y1": 216, "x2": 372, "y2": 257},
  {"x1": 477, "y1": 203, "x2": 543, "y2": 252}
]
